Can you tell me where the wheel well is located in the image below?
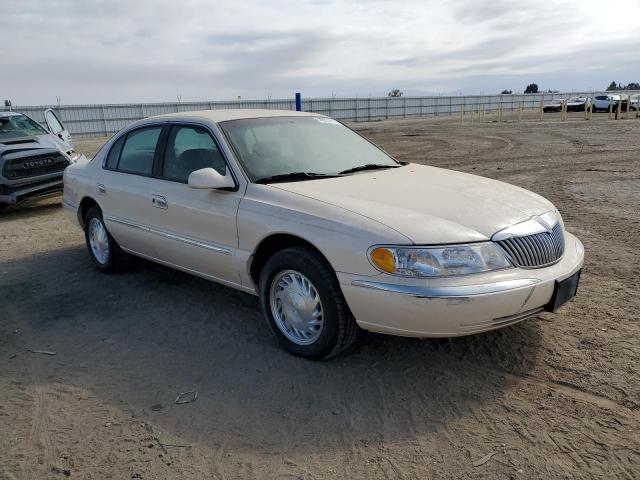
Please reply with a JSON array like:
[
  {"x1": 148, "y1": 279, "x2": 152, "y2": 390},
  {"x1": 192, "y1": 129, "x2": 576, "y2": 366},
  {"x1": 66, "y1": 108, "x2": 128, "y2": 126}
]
[
  {"x1": 78, "y1": 197, "x2": 99, "y2": 228},
  {"x1": 249, "y1": 234, "x2": 330, "y2": 286}
]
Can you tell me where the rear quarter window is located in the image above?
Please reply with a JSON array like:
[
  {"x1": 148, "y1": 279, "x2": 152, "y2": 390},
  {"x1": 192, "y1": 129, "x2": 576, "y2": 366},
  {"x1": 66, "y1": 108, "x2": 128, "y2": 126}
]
[{"x1": 106, "y1": 136, "x2": 125, "y2": 169}]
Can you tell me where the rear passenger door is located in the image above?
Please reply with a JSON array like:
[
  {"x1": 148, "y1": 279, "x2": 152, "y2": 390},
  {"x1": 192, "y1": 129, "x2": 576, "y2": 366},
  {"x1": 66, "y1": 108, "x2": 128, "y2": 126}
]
[
  {"x1": 145, "y1": 123, "x2": 243, "y2": 286},
  {"x1": 98, "y1": 125, "x2": 164, "y2": 257}
]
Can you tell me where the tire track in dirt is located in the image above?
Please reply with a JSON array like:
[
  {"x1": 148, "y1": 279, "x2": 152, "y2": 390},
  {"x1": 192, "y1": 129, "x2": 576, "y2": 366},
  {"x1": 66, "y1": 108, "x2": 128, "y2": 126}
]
[{"x1": 27, "y1": 364, "x2": 56, "y2": 475}]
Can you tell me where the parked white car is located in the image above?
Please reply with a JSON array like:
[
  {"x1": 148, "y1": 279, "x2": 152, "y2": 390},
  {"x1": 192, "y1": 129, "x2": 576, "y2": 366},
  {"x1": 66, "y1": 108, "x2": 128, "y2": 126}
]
[
  {"x1": 63, "y1": 110, "x2": 584, "y2": 359},
  {"x1": 592, "y1": 94, "x2": 627, "y2": 112}
]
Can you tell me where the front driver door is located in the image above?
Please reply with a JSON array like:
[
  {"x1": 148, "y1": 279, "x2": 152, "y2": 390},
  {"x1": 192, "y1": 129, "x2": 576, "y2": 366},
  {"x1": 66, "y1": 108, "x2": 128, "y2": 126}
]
[
  {"x1": 144, "y1": 123, "x2": 243, "y2": 287},
  {"x1": 43, "y1": 109, "x2": 72, "y2": 145}
]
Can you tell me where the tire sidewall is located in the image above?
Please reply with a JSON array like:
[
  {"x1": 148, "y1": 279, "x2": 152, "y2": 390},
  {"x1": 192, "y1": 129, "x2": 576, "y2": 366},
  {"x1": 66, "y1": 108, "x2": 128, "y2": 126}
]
[
  {"x1": 84, "y1": 207, "x2": 115, "y2": 272},
  {"x1": 259, "y1": 249, "x2": 342, "y2": 359}
]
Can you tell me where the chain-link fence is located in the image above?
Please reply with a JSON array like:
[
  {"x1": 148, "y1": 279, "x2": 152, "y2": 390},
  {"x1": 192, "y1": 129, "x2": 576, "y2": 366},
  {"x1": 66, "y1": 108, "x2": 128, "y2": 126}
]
[{"x1": 10, "y1": 91, "x2": 639, "y2": 137}]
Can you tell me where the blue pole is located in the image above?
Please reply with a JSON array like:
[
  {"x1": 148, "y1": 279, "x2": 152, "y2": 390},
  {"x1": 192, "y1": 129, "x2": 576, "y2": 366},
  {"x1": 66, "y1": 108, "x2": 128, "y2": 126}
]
[{"x1": 295, "y1": 92, "x2": 302, "y2": 111}]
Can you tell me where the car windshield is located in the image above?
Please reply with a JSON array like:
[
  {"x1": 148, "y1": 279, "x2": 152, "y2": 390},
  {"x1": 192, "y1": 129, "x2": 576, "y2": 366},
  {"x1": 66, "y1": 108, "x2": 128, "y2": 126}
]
[
  {"x1": 0, "y1": 114, "x2": 47, "y2": 139},
  {"x1": 219, "y1": 116, "x2": 399, "y2": 181}
]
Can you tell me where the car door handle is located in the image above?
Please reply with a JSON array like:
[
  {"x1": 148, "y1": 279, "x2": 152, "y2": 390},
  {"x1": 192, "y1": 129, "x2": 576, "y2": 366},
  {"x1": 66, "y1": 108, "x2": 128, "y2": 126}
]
[
  {"x1": 97, "y1": 183, "x2": 106, "y2": 194},
  {"x1": 152, "y1": 195, "x2": 168, "y2": 209}
]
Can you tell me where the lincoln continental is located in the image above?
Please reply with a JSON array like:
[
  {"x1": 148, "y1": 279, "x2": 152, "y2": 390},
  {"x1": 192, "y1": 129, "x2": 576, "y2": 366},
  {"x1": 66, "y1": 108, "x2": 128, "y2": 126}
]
[{"x1": 63, "y1": 110, "x2": 583, "y2": 359}]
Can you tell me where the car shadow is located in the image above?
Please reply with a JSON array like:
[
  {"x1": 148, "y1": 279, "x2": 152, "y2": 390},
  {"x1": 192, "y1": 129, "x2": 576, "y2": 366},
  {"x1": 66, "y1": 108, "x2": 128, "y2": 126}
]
[
  {"x1": 0, "y1": 195, "x2": 62, "y2": 221},
  {"x1": 2, "y1": 244, "x2": 543, "y2": 455}
]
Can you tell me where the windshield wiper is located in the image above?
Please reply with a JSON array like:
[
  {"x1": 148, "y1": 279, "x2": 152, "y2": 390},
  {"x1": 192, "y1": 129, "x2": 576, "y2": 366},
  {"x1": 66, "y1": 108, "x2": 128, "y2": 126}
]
[
  {"x1": 255, "y1": 171, "x2": 340, "y2": 184},
  {"x1": 338, "y1": 164, "x2": 401, "y2": 175}
]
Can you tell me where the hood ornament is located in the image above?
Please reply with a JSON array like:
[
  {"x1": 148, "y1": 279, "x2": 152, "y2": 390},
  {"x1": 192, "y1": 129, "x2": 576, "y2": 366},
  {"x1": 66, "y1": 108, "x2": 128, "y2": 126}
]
[{"x1": 492, "y1": 211, "x2": 558, "y2": 241}]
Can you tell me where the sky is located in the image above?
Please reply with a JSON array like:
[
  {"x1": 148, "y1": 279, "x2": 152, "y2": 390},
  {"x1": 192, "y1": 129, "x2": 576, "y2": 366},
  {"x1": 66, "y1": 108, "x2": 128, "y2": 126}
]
[{"x1": 3, "y1": 0, "x2": 640, "y2": 105}]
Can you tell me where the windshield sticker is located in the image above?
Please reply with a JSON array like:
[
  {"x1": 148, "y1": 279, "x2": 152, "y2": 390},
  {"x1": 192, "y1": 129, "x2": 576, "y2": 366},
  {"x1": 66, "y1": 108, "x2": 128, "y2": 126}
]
[{"x1": 313, "y1": 117, "x2": 340, "y2": 125}]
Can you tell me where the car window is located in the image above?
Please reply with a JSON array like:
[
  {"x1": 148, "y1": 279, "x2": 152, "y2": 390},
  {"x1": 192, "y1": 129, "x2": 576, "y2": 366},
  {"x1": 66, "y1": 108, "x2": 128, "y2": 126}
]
[
  {"x1": 0, "y1": 114, "x2": 47, "y2": 139},
  {"x1": 162, "y1": 125, "x2": 226, "y2": 182},
  {"x1": 45, "y1": 110, "x2": 64, "y2": 134},
  {"x1": 117, "y1": 127, "x2": 162, "y2": 175},
  {"x1": 106, "y1": 135, "x2": 125, "y2": 169},
  {"x1": 220, "y1": 116, "x2": 397, "y2": 180},
  {"x1": 595, "y1": 96, "x2": 606, "y2": 100}
]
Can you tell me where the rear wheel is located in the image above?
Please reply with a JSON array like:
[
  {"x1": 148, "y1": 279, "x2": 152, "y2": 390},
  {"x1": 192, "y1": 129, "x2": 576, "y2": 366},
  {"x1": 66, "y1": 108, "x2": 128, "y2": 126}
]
[
  {"x1": 84, "y1": 206, "x2": 127, "y2": 273},
  {"x1": 259, "y1": 247, "x2": 359, "y2": 360}
]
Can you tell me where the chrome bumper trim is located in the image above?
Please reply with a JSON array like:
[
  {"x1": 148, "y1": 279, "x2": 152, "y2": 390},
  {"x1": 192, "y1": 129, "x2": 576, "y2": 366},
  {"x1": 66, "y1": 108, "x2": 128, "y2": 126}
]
[{"x1": 350, "y1": 278, "x2": 539, "y2": 298}]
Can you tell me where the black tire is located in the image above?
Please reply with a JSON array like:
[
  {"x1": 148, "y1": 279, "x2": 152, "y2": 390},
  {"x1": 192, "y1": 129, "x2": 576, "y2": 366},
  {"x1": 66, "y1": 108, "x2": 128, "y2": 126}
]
[
  {"x1": 259, "y1": 247, "x2": 359, "y2": 360},
  {"x1": 83, "y1": 206, "x2": 127, "y2": 273}
]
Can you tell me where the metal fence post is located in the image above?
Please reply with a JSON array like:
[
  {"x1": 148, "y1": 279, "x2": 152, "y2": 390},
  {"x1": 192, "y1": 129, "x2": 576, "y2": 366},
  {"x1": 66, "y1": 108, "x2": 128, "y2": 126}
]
[
  {"x1": 295, "y1": 93, "x2": 302, "y2": 111},
  {"x1": 101, "y1": 105, "x2": 108, "y2": 136}
]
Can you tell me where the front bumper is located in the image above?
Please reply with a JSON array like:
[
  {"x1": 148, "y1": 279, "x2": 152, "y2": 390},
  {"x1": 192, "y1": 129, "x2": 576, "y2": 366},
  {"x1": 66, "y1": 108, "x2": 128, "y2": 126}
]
[
  {"x1": 338, "y1": 232, "x2": 584, "y2": 337},
  {"x1": 0, "y1": 177, "x2": 63, "y2": 204}
]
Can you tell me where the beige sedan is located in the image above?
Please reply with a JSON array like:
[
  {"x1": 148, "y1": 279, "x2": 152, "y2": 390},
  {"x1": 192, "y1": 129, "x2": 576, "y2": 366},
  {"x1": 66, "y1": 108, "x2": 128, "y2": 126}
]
[{"x1": 63, "y1": 110, "x2": 584, "y2": 359}]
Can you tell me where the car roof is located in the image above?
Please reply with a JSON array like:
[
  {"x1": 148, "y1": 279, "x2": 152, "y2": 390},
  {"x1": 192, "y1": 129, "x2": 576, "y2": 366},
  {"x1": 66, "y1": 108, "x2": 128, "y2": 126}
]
[
  {"x1": 152, "y1": 108, "x2": 324, "y2": 123},
  {"x1": 0, "y1": 111, "x2": 23, "y2": 118}
]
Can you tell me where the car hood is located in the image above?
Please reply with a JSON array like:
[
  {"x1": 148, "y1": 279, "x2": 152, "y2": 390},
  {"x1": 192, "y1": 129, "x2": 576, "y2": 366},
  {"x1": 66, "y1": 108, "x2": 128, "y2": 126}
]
[
  {"x1": 272, "y1": 164, "x2": 556, "y2": 244},
  {"x1": 0, "y1": 133, "x2": 71, "y2": 154}
]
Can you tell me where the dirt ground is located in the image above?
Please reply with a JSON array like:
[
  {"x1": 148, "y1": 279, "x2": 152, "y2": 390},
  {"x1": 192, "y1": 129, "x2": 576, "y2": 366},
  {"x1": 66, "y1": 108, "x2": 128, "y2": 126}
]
[{"x1": 1, "y1": 113, "x2": 639, "y2": 479}]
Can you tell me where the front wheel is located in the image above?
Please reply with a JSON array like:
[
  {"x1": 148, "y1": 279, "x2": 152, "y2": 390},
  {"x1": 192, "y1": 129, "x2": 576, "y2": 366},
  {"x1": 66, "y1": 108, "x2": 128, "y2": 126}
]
[{"x1": 259, "y1": 247, "x2": 359, "y2": 360}]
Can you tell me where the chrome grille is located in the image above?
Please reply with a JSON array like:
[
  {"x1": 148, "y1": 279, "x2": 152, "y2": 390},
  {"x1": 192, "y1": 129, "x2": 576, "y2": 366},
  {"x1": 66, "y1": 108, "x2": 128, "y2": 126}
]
[{"x1": 496, "y1": 222, "x2": 564, "y2": 268}]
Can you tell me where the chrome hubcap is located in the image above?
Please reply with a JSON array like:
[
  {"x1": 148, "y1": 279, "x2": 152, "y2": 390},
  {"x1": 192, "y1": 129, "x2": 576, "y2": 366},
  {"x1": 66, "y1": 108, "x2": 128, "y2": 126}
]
[
  {"x1": 88, "y1": 217, "x2": 110, "y2": 265},
  {"x1": 269, "y1": 270, "x2": 324, "y2": 345}
]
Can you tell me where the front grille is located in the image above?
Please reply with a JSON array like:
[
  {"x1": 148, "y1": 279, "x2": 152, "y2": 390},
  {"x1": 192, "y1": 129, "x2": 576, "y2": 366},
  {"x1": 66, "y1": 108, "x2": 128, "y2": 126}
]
[
  {"x1": 2, "y1": 152, "x2": 69, "y2": 180},
  {"x1": 496, "y1": 222, "x2": 565, "y2": 268}
]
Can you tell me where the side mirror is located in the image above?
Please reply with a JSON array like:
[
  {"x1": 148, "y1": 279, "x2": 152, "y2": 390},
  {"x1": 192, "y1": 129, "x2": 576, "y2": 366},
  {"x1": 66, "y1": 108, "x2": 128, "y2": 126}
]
[{"x1": 188, "y1": 167, "x2": 235, "y2": 190}]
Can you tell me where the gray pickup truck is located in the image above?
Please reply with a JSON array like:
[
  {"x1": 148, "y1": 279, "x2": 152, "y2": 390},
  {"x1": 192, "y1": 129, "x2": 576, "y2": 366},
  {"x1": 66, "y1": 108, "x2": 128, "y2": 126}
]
[{"x1": 1, "y1": 110, "x2": 84, "y2": 205}]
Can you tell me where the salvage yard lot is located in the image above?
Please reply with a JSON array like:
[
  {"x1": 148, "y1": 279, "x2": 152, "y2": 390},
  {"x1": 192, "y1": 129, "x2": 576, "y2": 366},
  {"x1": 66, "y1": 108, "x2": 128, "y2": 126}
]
[{"x1": 1, "y1": 115, "x2": 639, "y2": 479}]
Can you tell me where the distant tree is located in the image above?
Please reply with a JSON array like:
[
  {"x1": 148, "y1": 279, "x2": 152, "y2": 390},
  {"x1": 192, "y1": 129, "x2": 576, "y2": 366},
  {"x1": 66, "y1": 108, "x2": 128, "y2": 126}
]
[
  {"x1": 501, "y1": 89, "x2": 513, "y2": 94},
  {"x1": 606, "y1": 81, "x2": 619, "y2": 91},
  {"x1": 606, "y1": 81, "x2": 640, "y2": 91},
  {"x1": 524, "y1": 83, "x2": 539, "y2": 94},
  {"x1": 388, "y1": 89, "x2": 403, "y2": 97}
]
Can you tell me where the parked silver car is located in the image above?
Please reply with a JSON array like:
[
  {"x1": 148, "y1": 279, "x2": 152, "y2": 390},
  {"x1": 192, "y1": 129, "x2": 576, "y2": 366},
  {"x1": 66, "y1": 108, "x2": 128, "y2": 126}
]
[{"x1": 0, "y1": 110, "x2": 83, "y2": 205}]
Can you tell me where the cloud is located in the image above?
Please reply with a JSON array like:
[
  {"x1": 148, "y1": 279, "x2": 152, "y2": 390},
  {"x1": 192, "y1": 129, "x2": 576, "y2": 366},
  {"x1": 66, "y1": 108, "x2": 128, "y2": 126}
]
[{"x1": 2, "y1": 0, "x2": 640, "y2": 104}]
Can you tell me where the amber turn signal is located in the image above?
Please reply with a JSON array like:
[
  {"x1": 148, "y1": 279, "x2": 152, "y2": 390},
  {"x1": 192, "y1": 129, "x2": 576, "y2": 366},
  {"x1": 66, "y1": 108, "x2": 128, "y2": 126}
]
[{"x1": 370, "y1": 247, "x2": 396, "y2": 273}]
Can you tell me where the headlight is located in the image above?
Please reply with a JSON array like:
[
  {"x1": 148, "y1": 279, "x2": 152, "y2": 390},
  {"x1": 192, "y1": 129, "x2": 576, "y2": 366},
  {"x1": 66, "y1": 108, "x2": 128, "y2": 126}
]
[
  {"x1": 67, "y1": 150, "x2": 81, "y2": 163},
  {"x1": 369, "y1": 243, "x2": 512, "y2": 277}
]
